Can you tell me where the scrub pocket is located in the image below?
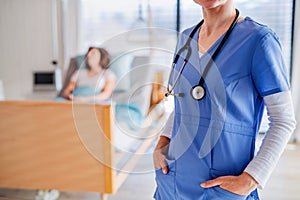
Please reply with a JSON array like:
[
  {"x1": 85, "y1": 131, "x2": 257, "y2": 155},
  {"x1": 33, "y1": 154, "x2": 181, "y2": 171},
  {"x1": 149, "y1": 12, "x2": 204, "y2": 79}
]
[
  {"x1": 205, "y1": 186, "x2": 247, "y2": 200},
  {"x1": 211, "y1": 129, "x2": 254, "y2": 173},
  {"x1": 154, "y1": 160, "x2": 176, "y2": 200}
]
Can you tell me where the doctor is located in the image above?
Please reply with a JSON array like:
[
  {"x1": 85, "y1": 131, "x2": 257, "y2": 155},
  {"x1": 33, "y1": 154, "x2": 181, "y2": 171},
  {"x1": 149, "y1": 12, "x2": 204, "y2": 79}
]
[{"x1": 153, "y1": 0, "x2": 296, "y2": 199}]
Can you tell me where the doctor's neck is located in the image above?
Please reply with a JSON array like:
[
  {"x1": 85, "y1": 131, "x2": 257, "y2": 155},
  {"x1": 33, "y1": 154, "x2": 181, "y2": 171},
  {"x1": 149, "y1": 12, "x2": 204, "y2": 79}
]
[{"x1": 201, "y1": 3, "x2": 236, "y2": 36}]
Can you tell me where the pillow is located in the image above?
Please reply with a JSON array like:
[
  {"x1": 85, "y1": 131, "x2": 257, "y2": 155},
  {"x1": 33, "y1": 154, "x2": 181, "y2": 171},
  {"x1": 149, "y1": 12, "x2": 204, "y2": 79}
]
[
  {"x1": 115, "y1": 103, "x2": 143, "y2": 130},
  {"x1": 75, "y1": 55, "x2": 87, "y2": 69},
  {"x1": 109, "y1": 54, "x2": 134, "y2": 92}
]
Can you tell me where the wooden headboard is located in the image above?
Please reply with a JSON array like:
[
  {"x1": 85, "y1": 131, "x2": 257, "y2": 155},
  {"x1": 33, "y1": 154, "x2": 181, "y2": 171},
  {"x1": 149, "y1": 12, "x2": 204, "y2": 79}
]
[{"x1": 0, "y1": 101, "x2": 115, "y2": 194}]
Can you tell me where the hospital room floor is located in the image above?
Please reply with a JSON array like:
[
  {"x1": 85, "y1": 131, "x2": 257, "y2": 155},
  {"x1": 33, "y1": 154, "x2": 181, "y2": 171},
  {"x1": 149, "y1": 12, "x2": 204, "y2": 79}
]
[{"x1": 0, "y1": 140, "x2": 299, "y2": 200}]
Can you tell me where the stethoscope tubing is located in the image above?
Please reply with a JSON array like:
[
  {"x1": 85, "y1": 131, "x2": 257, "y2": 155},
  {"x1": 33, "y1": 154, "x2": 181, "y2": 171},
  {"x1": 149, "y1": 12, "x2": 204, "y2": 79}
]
[
  {"x1": 166, "y1": 22, "x2": 202, "y2": 97},
  {"x1": 166, "y1": 9, "x2": 240, "y2": 99}
]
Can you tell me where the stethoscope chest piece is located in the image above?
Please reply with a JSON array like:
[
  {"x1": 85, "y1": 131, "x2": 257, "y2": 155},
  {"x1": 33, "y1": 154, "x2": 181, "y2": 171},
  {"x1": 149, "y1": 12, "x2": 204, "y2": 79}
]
[{"x1": 190, "y1": 85, "x2": 205, "y2": 100}]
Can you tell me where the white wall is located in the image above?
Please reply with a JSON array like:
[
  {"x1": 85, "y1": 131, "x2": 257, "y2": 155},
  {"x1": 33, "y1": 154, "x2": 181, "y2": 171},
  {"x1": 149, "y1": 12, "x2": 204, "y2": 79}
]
[
  {"x1": 291, "y1": 0, "x2": 300, "y2": 142},
  {"x1": 0, "y1": 0, "x2": 54, "y2": 99}
]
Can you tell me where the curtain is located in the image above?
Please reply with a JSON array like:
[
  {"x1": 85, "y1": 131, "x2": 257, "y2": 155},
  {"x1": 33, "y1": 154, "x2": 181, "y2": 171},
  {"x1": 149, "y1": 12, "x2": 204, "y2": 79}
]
[
  {"x1": 61, "y1": 0, "x2": 80, "y2": 70},
  {"x1": 291, "y1": 0, "x2": 300, "y2": 142}
]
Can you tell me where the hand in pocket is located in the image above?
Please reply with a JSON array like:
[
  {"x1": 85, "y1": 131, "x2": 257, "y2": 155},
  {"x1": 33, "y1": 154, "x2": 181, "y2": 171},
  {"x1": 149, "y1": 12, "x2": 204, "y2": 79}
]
[
  {"x1": 153, "y1": 136, "x2": 170, "y2": 174},
  {"x1": 201, "y1": 172, "x2": 258, "y2": 196}
]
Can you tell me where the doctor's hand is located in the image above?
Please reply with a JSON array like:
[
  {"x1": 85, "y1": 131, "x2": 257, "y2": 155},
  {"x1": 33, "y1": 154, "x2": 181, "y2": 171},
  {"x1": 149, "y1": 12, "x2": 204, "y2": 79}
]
[
  {"x1": 153, "y1": 136, "x2": 170, "y2": 174},
  {"x1": 200, "y1": 172, "x2": 258, "y2": 196}
]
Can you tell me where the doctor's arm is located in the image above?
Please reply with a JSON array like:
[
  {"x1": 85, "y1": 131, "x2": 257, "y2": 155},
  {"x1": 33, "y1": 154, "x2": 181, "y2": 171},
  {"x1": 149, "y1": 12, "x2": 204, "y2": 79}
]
[
  {"x1": 153, "y1": 110, "x2": 174, "y2": 174},
  {"x1": 201, "y1": 91, "x2": 296, "y2": 195}
]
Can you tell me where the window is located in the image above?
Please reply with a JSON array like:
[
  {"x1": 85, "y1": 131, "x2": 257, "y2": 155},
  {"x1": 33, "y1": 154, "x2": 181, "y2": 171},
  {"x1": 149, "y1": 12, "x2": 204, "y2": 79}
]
[
  {"x1": 78, "y1": 0, "x2": 176, "y2": 53},
  {"x1": 237, "y1": 0, "x2": 294, "y2": 73},
  {"x1": 79, "y1": 0, "x2": 139, "y2": 52},
  {"x1": 179, "y1": 0, "x2": 294, "y2": 73},
  {"x1": 79, "y1": 0, "x2": 293, "y2": 70}
]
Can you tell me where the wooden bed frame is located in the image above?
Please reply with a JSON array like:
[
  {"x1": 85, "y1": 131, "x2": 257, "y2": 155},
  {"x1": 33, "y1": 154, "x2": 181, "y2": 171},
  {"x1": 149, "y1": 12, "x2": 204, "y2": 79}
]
[{"x1": 0, "y1": 101, "x2": 156, "y2": 200}]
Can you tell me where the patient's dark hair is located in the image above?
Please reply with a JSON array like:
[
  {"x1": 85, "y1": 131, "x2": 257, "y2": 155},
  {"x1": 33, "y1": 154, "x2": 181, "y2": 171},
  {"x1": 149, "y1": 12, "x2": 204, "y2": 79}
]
[{"x1": 86, "y1": 47, "x2": 111, "y2": 69}]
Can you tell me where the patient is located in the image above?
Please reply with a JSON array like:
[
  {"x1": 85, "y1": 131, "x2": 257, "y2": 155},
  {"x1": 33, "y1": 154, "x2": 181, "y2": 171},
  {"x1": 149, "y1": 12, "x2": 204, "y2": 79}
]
[
  {"x1": 37, "y1": 50, "x2": 116, "y2": 200},
  {"x1": 61, "y1": 47, "x2": 116, "y2": 102}
]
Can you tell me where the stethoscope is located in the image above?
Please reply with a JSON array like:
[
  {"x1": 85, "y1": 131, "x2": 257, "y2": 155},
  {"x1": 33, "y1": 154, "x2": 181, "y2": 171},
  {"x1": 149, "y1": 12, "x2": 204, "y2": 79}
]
[{"x1": 165, "y1": 9, "x2": 240, "y2": 100}]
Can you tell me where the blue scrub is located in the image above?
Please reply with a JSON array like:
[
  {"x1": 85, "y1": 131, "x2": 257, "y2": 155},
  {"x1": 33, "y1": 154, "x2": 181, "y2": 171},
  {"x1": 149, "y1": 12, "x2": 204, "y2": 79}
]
[{"x1": 154, "y1": 17, "x2": 289, "y2": 200}]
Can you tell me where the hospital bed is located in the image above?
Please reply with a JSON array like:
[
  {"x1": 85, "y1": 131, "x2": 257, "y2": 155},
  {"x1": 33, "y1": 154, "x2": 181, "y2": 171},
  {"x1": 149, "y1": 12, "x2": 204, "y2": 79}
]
[
  {"x1": 0, "y1": 55, "x2": 168, "y2": 199},
  {"x1": 0, "y1": 101, "x2": 164, "y2": 200}
]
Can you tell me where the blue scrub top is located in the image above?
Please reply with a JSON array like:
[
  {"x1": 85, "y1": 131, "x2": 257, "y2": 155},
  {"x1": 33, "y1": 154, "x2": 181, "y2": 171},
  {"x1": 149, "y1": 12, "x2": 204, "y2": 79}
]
[{"x1": 154, "y1": 17, "x2": 289, "y2": 200}]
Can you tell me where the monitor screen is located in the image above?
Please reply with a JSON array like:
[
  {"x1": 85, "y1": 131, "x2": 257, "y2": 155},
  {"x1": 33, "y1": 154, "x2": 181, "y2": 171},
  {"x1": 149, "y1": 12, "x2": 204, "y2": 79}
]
[{"x1": 33, "y1": 71, "x2": 55, "y2": 91}]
